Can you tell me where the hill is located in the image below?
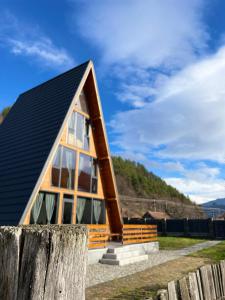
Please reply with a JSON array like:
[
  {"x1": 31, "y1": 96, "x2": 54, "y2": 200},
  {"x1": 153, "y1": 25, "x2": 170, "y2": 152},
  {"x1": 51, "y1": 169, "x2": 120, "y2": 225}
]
[
  {"x1": 112, "y1": 156, "x2": 191, "y2": 204},
  {"x1": 202, "y1": 198, "x2": 225, "y2": 209},
  {"x1": 112, "y1": 156, "x2": 205, "y2": 218},
  {"x1": 0, "y1": 106, "x2": 10, "y2": 124},
  {"x1": 201, "y1": 198, "x2": 225, "y2": 218}
]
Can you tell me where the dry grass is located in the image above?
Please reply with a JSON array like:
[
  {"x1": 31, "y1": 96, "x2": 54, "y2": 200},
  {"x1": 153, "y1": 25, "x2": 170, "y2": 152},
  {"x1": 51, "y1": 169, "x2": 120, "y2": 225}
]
[{"x1": 86, "y1": 256, "x2": 211, "y2": 300}]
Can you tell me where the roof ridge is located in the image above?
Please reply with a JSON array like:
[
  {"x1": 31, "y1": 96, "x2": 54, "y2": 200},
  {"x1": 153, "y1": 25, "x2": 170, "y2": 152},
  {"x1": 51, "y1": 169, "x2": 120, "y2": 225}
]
[{"x1": 20, "y1": 60, "x2": 91, "y2": 96}]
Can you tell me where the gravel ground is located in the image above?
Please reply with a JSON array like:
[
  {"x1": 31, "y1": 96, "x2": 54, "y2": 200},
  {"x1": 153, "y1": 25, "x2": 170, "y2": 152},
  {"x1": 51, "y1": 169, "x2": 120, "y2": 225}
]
[{"x1": 86, "y1": 240, "x2": 220, "y2": 287}]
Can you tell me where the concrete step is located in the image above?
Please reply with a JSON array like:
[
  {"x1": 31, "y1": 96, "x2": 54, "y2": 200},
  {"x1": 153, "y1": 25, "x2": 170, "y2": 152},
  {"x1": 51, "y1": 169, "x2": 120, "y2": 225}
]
[
  {"x1": 107, "y1": 244, "x2": 141, "y2": 254},
  {"x1": 103, "y1": 250, "x2": 141, "y2": 260},
  {"x1": 99, "y1": 254, "x2": 148, "y2": 266}
]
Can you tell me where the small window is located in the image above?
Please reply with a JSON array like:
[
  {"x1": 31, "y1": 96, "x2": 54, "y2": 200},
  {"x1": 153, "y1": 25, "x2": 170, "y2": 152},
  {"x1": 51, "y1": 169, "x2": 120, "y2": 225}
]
[
  {"x1": 51, "y1": 146, "x2": 76, "y2": 190},
  {"x1": 30, "y1": 192, "x2": 59, "y2": 225},
  {"x1": 62, "y1": 195, "x2": 74, "y2": 224},
  {"x1": 52, "y1": 147, "x2": 61, "y2": 187},
  {"x1": 67, "y1": 111, "x2": 90, "y2": 150},
  {"x1": 78, "y1": 154, "x2": 98, "y2": 193},
  {"x1": 76, "y1": 197, "x2": 106, "y2": 224},
  {"x1": 78, "y1": 154, "x2": 92, "y2": 192},
  {"x1": 77, "y1": 90, "x2": 89, "y2": 114}
]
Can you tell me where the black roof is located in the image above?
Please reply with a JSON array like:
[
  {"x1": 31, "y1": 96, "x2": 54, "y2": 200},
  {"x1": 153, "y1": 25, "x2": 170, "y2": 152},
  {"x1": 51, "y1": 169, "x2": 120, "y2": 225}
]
[{"x1": 0, "y1": 61, "x2": 89, "y2": 225}]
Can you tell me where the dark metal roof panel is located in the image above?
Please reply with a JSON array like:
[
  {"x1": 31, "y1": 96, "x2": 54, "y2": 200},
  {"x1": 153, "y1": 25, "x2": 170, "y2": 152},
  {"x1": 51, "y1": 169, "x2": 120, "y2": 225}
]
[{"x1": 0, "y1": 61, "x2": 89, "y2": 225}]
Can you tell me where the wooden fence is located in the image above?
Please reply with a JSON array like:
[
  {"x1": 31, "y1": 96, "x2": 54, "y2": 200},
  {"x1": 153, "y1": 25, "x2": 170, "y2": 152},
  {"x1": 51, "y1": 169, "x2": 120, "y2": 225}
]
[
  {"x1": 125, "y1": 218, "x2": 225, "y2": 239},
  {"x1": 155, "y1": 260, "x2": 225, "y2": 300},
  {"x1": 88, "y1": 224, "x2": 110, "y2": 249},
  {"x1": 122, "y1": 224, "x2": 157, "y2": 245},
  {"x1": 88, "y1": 224, "x2": 158, "y2": 249}
]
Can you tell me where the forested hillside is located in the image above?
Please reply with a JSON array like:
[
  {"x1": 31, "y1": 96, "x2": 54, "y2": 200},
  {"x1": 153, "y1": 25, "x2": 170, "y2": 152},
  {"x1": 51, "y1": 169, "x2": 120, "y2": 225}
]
[
  {"x1": 112, "y1": 156, "x2": 191, "y2": 204},
  {"x1": 0, "y1": 106, "x2": 10, "y2": 124}
]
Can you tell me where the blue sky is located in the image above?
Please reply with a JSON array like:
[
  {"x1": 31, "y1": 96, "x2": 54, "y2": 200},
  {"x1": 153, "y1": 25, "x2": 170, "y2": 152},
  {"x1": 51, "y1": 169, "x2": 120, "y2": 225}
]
[{"x1": 1, "y1": 0, "x2": 225, "y2": 203}]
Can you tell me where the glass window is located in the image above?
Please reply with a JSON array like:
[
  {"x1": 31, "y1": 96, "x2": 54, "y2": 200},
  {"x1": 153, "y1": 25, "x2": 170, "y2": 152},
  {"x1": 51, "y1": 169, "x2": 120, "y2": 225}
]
[
  {"x1": 76, "y1": 197, "x2": 92, "y2": 224},
  {"x1": 52, "y1": 146, "x2": 62, "y2": 187},
  {"x1": 52, "y1": 146, "x2": 76, "y2": 190},
  {"x1": 78, "y1": 154, "x2": 98, "y2": 193},
  {"x1": 60, "y1": 148, "x2": 75, "y2": 189},
  {"x1": 91, "y1": 159, "x2": 98, "y2": 193},
  {"x1": 68, "y1": 112, "x2": 76, "y2": 145},
  {"x1": 76, "y1": 197, "x2": 106, "y2": 224},
  {"x1": 93, "y1": 199, "x2": 106, "y2": 224},
  {"x1": 84, "y1": 119, "x2": 90, "y2": 151},
  {"x1": 30, "y1": 192, "x2": 59, "y2": 225},
  {"x1": 62, "y1": 195, "x2": 74, "y2": 224},
  {"x1": 78, "y1": 154, "x2": 92, "y2": 192},
  {"x1": 77, "y1": 90, "x2": 89, "y2": 114},
  {"x1": 67, "y1": 111, "x2": 90, "y2": 150},
  {"x1": 76, "y1": 113, "x2": 85, "y2": 148}
]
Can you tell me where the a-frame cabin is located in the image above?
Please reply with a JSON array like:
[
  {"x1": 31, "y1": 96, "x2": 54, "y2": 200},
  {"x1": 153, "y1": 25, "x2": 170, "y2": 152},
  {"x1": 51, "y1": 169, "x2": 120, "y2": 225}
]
[{"x1": 0, "y1": 61, "x2": 122, "y2": 235}]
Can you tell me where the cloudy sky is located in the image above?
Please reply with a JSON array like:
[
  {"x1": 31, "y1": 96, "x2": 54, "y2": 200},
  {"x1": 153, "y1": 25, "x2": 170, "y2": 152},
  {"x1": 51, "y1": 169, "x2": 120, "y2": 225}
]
[{"x1": 1, "y1": 0, "x2": 225, "y2": 203}]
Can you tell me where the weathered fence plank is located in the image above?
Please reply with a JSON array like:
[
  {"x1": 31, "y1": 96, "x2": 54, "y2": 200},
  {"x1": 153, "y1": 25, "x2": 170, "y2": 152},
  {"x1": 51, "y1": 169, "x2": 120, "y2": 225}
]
[
  {"x1": 179, "y1": 277, "x2": 191, "y2": 300},
  {"x1": 168, "y1": 280, "x2": 178, "y2": 300},
  {"x1": 195, "y1": 270, "x2": 204, "y2": 300},
  {"x1": 0, "y1": 225, "x2": 87, "y2": 300},
  {"x1": 0, "y1": 227, "x2": 21, "y2": 300},
  {"x1": 187, "y1": 272, "x2": 200, "y2": 300},
  {"x1": 156, "y1": 260, "x2": 225, "y2": 300}
]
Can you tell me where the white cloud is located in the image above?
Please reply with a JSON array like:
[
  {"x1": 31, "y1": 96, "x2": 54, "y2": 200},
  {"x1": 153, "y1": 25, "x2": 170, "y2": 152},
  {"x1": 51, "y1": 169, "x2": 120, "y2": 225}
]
[
  {"x1": 0, "y1": 11, "x2": 74, "y2": 70},
  {"x1": 111, "y1": 45, "x2": 225, "y2": 162},
  {"x1": 72, "y1": 0, "x2": 225, "y2": 202},
  {"x1": 74, "y1": 0, "x2": 207, "y2": 69},
  {"x1": 168, "y1": 163, "x2": 225, "y2": 203},
  {"x1": 165, "y1": 177, "x2": 225, "y2": 204}
]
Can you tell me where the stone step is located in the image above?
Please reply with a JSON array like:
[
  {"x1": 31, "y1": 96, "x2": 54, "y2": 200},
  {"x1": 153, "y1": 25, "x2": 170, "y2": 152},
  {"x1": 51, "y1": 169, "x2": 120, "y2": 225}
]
[
  {"x1": 107, "y1": 244, "x2": 142, "y2": 254},
  {"x1": 103, "y1": 250, "x2": 141, "y2": 260},
  {"x1": 99, "y1": 254, "x2": 148, "y2": 266}
]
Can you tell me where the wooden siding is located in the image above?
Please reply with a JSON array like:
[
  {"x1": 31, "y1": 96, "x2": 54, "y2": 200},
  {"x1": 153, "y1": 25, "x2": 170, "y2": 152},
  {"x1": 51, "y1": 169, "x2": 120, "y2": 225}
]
[{"x1": 88, "y1": 224, "x2": 109, "y2": 249}]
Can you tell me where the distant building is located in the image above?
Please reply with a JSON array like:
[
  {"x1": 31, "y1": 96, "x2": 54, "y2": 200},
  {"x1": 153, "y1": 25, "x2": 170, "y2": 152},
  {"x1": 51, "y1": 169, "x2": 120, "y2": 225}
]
[{"x1": 143, "y1": 211, "x2": 170, "y2": 220}]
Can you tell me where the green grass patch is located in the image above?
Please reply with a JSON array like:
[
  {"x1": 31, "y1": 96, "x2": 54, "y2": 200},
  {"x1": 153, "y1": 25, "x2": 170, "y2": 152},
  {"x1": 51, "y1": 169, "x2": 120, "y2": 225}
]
[
  {"x1": 189, "y1": 241, "x2": 225, "y2": 262},
  {"x1": 159, "y1": 236, "x2": 208, "y2": 250}
]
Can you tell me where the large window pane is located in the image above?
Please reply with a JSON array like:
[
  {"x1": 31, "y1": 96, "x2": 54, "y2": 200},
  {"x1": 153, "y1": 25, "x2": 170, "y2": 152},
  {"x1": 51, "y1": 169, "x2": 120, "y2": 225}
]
[
  {"x1": 77, "y1": 90, "x2": 89, "y2": 114},
  {"x1": 68, "y1": 112, "x2": 76, "y2": 145},
  {"x1": 52, "y1": 147, "x2": 62, "y2": 187},
  {"x1": 76, "y1": 197, "x2": 92, "y2": 224},
  {"x1": 62, "y1": 195, "x2": 74, "y2": 224},
  {"x1": 76, "y1": 197, "x2": 106, "y2": 224},
  {"x1": 67, "y1": 111, "x2": 90, "y2": 151},
  {"x1": 93, "y1": 199, "x2": 106, "y2": 224},
  {"x1": 78, "y1": 154, "x2": 92, "y2": 192},
  {"x1": 52, "y1": 146, "x2": 76, "y2": 190},
  {"x1": 30, "y1": 192, "x2": 59, "y2": 225},
  {"x1": 60, "y1": 148, "x2": 76, "y2": 189},
  {"x1": 76, "y1": 113, "x2": 85, "y2": 148},
  {"x1": 84, "y1": 119, "x2": 90, "y2": 151}
]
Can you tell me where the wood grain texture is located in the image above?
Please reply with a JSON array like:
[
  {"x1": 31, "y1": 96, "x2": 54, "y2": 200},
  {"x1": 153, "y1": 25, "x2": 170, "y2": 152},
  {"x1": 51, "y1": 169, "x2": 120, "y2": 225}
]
[{"x1": 0, "y1": 225, "x2": 87, "y2": 300}]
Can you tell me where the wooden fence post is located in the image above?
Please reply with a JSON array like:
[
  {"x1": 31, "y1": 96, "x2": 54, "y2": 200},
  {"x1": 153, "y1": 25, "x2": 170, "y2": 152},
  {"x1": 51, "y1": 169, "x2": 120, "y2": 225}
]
[
  {"x1": 0, "y1": 225, "x2": 88, "y2": 300},
  {"x1": 0, "y1": 227, "x2": 21, "y2": 300}
]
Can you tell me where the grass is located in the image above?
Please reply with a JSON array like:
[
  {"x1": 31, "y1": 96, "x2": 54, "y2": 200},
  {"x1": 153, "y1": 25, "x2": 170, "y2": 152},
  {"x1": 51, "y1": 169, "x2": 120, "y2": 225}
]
[
  {"x1": 159, "y1": 236, "x2": 208, "y2": 250},
  {"x1": 189, "y1": 240, "x2": 225, "y2": 262},
  {"x1": 86, "y1": 257, "x2": 210, "y2": 300},
  {"x1": 86, "y1": 238, "x2": 219, "y2": 299}
]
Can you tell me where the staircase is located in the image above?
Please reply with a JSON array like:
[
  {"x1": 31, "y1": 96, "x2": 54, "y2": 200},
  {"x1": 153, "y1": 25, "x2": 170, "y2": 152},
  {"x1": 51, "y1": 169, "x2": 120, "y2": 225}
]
[{"x1": 99, "y1": 244, "x2": 148, "y2": 266}]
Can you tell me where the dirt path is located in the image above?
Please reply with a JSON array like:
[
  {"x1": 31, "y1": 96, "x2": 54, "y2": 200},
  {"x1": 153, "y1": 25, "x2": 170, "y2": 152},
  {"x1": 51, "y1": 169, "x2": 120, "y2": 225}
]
[{"x1": 86, "y1": 240, "x2": 220, "y2": 288}]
